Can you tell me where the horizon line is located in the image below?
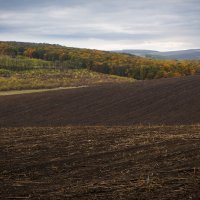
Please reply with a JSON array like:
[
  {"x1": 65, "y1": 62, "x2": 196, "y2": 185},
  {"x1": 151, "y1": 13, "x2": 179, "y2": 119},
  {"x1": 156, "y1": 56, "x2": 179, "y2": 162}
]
[{"x1": 1, "y1": 40, "x2": 200, "y2": 53}]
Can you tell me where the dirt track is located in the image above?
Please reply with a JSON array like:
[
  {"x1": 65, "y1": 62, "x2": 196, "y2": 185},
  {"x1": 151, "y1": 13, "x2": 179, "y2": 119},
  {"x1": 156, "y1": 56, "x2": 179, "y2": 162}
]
[
  {"x1": 1, "y1": 126, "x2": 200, "y2": 199},
  {"x1": 0, "y1": 75, "x2": 200, "y2": 127}
]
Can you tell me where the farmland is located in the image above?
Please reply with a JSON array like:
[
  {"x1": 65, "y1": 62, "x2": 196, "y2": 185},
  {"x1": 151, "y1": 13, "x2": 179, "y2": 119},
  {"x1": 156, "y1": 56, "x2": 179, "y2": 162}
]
[
  {"x1": 1, "y1": 126, "x2": 200, "y2": 199},
  {"x1": 0, "y1": 75, "x2": 200, "y2": 127},
  {"x1": 1, "y1": 0, "x2": 200, "y2": 198},
  {"x1": 1, "y1": 45, "x2": 200, "y2": 199}
]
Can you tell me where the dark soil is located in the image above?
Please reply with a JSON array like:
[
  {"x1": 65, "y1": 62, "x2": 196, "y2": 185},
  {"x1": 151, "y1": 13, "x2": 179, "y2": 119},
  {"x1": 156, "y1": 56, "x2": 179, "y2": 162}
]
[
  {"x1": 1, "y1": 75, "x2": 200, "y2": 199},
  {"x1": 0, "y1": 75, "x2": 200, "y2": 127},
  {"x1": 1, "y1": 126, "x2": 200, "y2": 199}
]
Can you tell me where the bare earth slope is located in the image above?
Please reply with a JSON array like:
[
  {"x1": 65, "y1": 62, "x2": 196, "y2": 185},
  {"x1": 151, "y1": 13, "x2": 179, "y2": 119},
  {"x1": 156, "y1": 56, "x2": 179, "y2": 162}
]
[{"x1": 0, "y1": 75, "x2": 200, "y2": 127}]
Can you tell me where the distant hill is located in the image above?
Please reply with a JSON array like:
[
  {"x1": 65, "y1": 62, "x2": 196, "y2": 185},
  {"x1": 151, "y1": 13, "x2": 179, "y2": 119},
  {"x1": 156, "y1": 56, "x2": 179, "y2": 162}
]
[
  {"x1": 115, "y1": 49, "x2": 159, "y2": 57},
  {"x1": 114, "y1": 49, "x2": 200, "y2": 60},
  {"x1": 153, "y1": 49, "x2": 200, "y2": 60}
]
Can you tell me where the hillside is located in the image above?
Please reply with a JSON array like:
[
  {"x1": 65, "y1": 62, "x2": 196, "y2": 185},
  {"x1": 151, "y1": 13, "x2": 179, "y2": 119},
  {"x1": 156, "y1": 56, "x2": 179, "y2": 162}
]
[
  {"x1": 0, "y1": 68, "x2": 132, "y2": 91},
  {"x1": 0, "y1": 75, "x2": 200, "y2": 127},
  {"x1": 0, "y1": 41, "x2": 200, "y2": 81}
]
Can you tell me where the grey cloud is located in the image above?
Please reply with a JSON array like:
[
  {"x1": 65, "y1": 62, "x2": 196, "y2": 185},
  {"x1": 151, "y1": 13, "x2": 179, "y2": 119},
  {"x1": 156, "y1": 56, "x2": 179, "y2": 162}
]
[
  {"x1": 0, "y1": 0, "x2": 199, "y2": 50},
  {"x1": 0, "y1": 0, "x2": 79, "y2": 10},
  {"x1": 41, "y1": 32, "x2": 161, "y2": 41}
]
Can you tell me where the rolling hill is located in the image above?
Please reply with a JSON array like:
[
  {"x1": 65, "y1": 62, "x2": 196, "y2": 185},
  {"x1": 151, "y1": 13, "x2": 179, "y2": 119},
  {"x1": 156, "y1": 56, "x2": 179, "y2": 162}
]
[
  {"x1": 0, "y1": 75, "x2": 200, "y2": 127},
  {"x1": 114, "y1": 49, "x2": 159, "y2": 57},
  {"x1": 1, "y1": 41, "x2": 200, "y2": 81}
]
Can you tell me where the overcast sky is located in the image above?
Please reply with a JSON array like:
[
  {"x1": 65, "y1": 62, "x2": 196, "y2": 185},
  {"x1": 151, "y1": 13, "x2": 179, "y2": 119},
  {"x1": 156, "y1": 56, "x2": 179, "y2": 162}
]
[{"x1": 0, "y1": 0, "x2": 199, "y2": 51}]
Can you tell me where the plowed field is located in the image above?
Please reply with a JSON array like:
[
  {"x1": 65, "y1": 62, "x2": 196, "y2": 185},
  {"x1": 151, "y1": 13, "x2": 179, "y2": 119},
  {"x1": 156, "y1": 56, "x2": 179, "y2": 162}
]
[
  {"x1": 0, "y1": 75, "x2": 200, "y2": 127},
  {"x1": 1, "y1": 126, "x2": 200, "y2": 199},
  {"x1": 1, "y1": 75, "x2": 200, "y2": 199}
]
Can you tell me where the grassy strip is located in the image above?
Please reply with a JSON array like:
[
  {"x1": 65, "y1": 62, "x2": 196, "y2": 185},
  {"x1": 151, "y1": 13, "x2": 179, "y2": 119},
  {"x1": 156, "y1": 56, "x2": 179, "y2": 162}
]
[
  {"x1": 0, "y1": 86, "x2": 87, "y2": 96},
  {"x1": 0, "y1": 69, "x2": 134, "y2": 91}
]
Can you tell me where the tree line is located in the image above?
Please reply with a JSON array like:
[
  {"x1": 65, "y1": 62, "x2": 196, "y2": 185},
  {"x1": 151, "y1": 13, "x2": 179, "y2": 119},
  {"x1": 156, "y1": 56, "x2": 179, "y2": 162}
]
[{"x1": 0, "y1": 41, "x2": 200, "y2": 80}]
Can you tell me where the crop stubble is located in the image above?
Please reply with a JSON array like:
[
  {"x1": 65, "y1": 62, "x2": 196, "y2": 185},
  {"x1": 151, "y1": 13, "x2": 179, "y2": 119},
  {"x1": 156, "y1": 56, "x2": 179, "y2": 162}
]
[{"x1": 1, "y1": 126, "x2": 200, "y2": 199}]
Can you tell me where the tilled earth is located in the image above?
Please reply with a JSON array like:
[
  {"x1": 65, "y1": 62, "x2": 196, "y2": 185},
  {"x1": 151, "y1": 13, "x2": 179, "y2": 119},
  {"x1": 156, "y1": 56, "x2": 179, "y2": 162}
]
[
  {"x1": 1, "y1": 126, "x2": 200, "y2": 199},
  {"x1": 0, "y1": 75, "x2": 200, "y2": 127}
]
